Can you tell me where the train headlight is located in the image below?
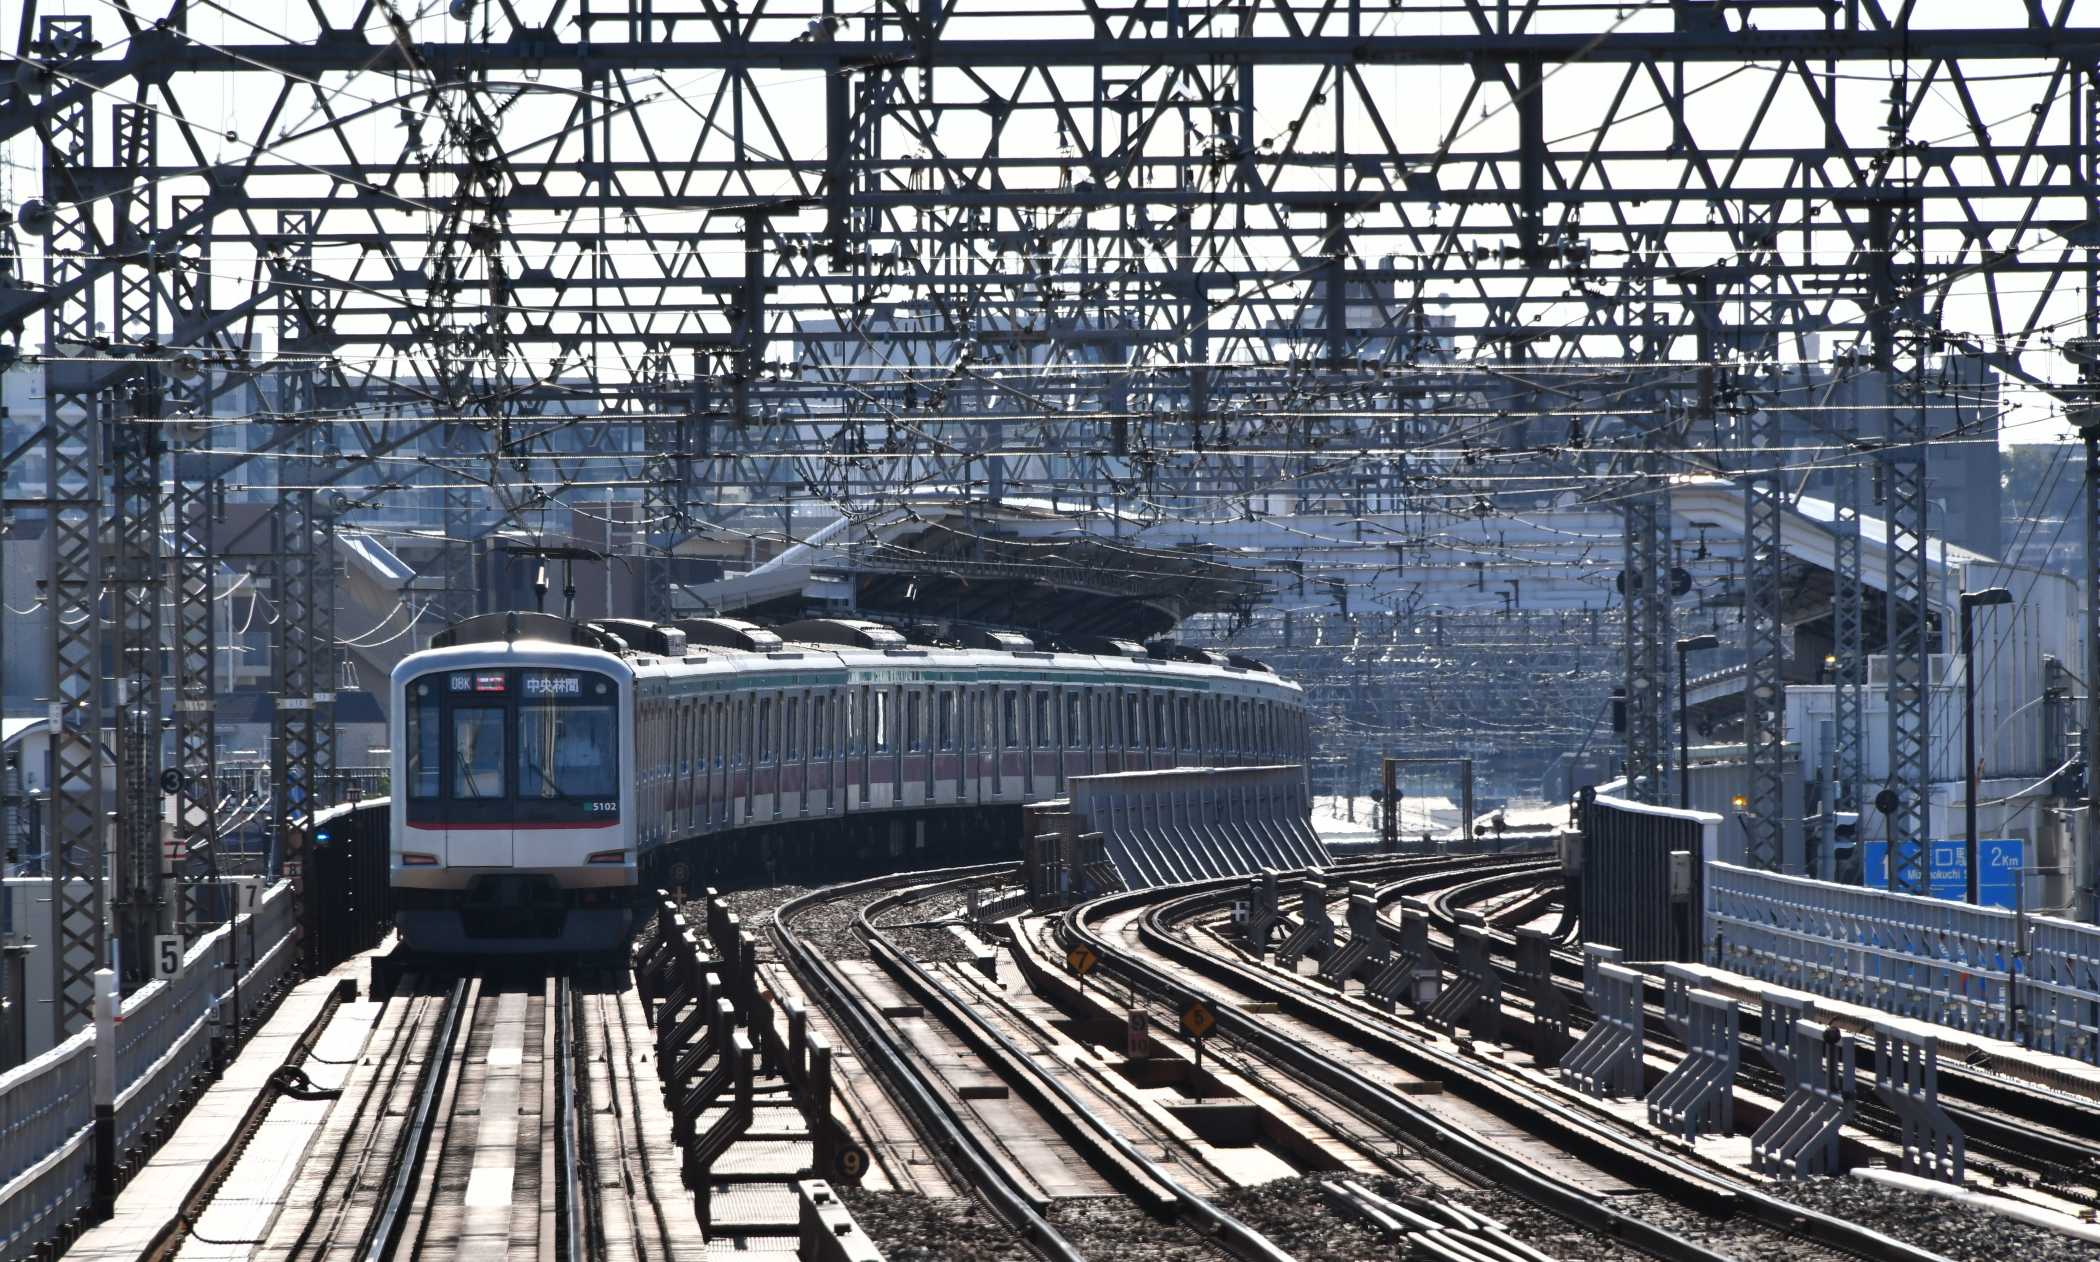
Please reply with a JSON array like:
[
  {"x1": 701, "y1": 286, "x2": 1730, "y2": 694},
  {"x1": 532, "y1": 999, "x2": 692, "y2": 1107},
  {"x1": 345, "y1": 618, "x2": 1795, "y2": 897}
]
[
  {"x1": 586, "y1": 849, "x2": 629, "y2": 865},
  {"x1": 400, "y1": 852, "x2": 440, "y2": 866}
]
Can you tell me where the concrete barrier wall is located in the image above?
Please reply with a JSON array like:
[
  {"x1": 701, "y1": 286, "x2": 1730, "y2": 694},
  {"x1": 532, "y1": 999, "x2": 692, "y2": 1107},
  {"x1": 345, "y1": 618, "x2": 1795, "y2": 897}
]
[{"x1": 1064, "y1": 764, "x2": 1328, "y2": 892}]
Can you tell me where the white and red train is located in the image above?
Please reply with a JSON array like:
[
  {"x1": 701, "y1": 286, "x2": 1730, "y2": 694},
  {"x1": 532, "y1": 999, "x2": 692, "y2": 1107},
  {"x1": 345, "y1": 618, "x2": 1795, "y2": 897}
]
[{"x1": 390, "y1": 612, "x2": 1308, "y2": 952}]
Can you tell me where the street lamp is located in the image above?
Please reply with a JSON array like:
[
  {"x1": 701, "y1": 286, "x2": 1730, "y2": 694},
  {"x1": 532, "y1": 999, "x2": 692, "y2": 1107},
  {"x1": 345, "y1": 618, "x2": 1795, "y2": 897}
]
[
  {"x1": 1676, "y1": 634, "x2": 1721, "y2": 809},
  {"x1": 1960, "y1": 586, "x2": 2014, "y2": 903}
]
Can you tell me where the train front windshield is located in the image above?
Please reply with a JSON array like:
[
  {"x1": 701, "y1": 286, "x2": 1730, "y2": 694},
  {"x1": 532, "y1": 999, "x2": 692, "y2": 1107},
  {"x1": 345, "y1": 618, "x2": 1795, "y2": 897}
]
[{"x1": 405, "y1": 668, "x2": 621, "y2": 828}]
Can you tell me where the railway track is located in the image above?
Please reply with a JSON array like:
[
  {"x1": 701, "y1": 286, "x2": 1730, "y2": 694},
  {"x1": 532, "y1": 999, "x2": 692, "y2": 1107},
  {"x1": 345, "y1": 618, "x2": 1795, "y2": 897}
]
[
  {"x1": 1405, "y1": 863, "x2": 2100, "y2": 1208},
  {"x1": 774, "y1": 866, "x2": 1098, "y2": 1261},
  {"x1": 776, "y1": 866, "x2": 1322, "y2": 1261},
  {"x1": 245, "y1": 969, "x2": 697, "y2": 1262},
  {"x1": 773, "y1": 859, "x2": 1581, "y2": 1261},
  {"x1": 1057, "y1": 858, "x2": 1953, "y2": 1262}
]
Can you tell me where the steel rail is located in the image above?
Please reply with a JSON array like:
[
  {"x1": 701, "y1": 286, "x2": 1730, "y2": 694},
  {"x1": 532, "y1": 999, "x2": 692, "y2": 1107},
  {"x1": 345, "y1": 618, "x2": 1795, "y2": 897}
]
[
  {"x1": 1061, "y1": 878, "x2": 1952, "y2": 1262},
  {"x1": 1415, "y1": 871, "x2": 2100, "y2": 1202},
  {"x1": 555, "y1": 975, "x2": 585, "y2": 1262},
  {"x1": 773, "y1": 864, "x2": 1090, "y2": 1262},
  {"x1": 362, "y1": 975, "x2": 474, "y2": 1262},
  {"x1": 856, "y1": 877, "x2": 1297, "y2": 1262}
]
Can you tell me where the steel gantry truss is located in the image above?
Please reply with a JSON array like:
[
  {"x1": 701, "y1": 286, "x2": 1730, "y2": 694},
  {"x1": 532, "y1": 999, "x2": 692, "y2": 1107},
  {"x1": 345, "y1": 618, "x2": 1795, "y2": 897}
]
[
  {"x1": 1621, "y1": 442, "x2": 1672, "y2": 805},
  {"x1": 0, "y1": 0, "x2": 2099, "y2": 1010}
]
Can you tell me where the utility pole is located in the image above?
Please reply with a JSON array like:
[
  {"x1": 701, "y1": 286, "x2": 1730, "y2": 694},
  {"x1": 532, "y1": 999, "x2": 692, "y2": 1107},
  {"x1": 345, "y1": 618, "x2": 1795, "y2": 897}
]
[{"x1": 2068, "y1": 337, "x2": 2100, "y2": 921}]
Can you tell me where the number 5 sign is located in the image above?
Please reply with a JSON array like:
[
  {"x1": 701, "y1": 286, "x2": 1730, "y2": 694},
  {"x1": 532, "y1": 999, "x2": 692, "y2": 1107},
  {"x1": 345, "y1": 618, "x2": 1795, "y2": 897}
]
[{"x1": 153, "y1": 935, "x2": 184, "y2": 980}]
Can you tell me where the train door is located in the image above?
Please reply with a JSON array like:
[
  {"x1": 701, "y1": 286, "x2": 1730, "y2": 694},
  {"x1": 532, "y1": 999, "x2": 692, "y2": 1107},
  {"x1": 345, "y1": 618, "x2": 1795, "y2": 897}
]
[
  {"x1": 685, "y1": 699, "x2": 701, "y2": 833},
  {"x1": 1092, "y1": 688, "x2": 1108, "y2": 776},
  {"x1": 849, "y1": 686, "x2": 867, "y2": 807},
  {"x1": 1020, "y1": 688, "x2": 1036, "y2": 798},
  {"x1": 832, "y1": 687, "x2": 846, "y2": 812},
  {"x1": 1125, "y1": 691, "x2": 1143, "y2": 773},
  {"x1": 705, "y1": 697, "x2": 722, "y2": 828},
  {"x1": 764, "y1": 693, "x2": 780, "y2": 819},
  {"x1": 442, "y1": 694, "x2": 513, "y2": 867},
  {"x1": 1089, "y1": 690, "x2": 1104, "y2": 777},
  {"x1": 725, "y1": 696, "x2": 742, "y2": 826},
  {"x1": 677, "y1": 698, "x2": 692, "y2": 836},
  {"x1": 961, "y1": 689, "x2": 978, "y2": 804},
  {"x1": 998, "y1": 689, "x2": 1019, "y2": 798},
  {"x1": 901, "y1": 687, "x2": 923, "y2": 807},
  {"x1": 781, "y1": 692, "x2": 801, "y2": 818},
  {"x1": 802, "y1": 688, "x2": 818, "y2": 818},
  {"x1": 885, "y1": 686, "x2": 904, "y2": 806},
  {"x1": 1102, "y1": 690, "x2": 1120, "y2": 775},
  {"x1": 1056, "y1": 689, "x2": 1073, "y2": 791},
  {"x1": 789, "y1": 688, "x2": 802, "y2": 818},
  {"x1": 977, "y1": 686, "x2": 994, "y2": 799},
  {"x1": 674, "y1": 700, "x2": 689, "y2": 835},
  {"x1": 927, "y1": 688, "x2": 945, "y2": 802},
  {"x1": 699, "y1": 698, "x2": 713, "y2": 829}
]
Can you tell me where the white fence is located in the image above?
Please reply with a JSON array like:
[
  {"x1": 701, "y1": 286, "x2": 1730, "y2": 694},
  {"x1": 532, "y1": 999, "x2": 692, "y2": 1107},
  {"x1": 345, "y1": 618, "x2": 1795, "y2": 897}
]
[
  {"x1": 1704, "y1": 862, "x2": 2100, "y2": 1061},
  {"x1": 0, "y1": 883, "x2": 297, "y2": 1260}
]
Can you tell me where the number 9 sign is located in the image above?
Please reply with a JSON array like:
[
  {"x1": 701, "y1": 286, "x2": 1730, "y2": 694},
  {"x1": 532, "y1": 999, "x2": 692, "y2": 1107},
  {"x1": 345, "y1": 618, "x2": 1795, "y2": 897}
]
[{"x1": 833, "y1": 1143, "x2": 868, "y2": 1183}]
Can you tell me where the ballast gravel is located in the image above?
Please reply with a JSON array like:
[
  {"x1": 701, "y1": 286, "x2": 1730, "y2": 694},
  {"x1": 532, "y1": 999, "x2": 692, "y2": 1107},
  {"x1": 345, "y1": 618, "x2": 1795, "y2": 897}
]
[
  {"x1": 835, "y1": 1190, "x2": 1029, "y2": 1262},
  {"x1": 1211, "y1": 1173, "x2": 1660, "y2": 1262},
  {"x1": 1778, "y1": 1175, "x2": 2098, "y2": 1262}
]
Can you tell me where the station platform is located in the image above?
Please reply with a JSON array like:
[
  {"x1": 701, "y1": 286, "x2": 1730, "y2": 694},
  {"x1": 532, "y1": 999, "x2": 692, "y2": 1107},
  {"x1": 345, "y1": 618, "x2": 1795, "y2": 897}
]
[{"x1": 65, "y1": 952, "x2": 379, "y2": 1262}]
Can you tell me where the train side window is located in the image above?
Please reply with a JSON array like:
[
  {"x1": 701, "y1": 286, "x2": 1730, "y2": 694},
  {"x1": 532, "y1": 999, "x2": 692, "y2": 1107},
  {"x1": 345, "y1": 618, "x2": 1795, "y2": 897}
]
[
  {"x1": 1124, "y1": 693, "x2": 1141, "y2": 749},
  {"x1": 847, "y1": 690, "x2": 864, "y2": 755},
  {"x1": 452, "y1": 707, "x2": 506, "y2": 799},
  {"x1": 1065, "y1": 692, "x2": 1083, "y2": 749},
  {"x1": 1179, "y1": 697, "x2": 1194, "y2": 751},
  {"x1": 906, "y1": 690, "x2": 925, "y2": 753},
  {"x1": 811, "y1": 695, "x2": 829, "y2": 758},
  {"x1": 787, "y1": 696, "x2": 802, "y2": 760},
  {"x1": 757, "y1": 698, "x2": 773, "y2": 764},
  {"x1": 1001, "y1": 691, "x2": 1020, "y2": 748},
  {"x1": 937, "y1": 690, "x2": 956, "y2": 752},
  {"x1": 1152, "y1": 694, "x2": 1169, "y2": 750},
  {"x1": 407, "y1": 685, "x2": 440, "y2": 799},
  {"x1": 873, "y1": 689, "x2": 893, "y2": 754},
  {"x1": 1033, "y1": 691, "x2": 1051, "y2": 747}
]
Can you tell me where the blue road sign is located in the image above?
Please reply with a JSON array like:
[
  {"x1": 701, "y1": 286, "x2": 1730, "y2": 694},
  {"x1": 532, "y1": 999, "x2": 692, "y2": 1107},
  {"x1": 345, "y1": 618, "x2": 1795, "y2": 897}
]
[{"x1": 1861, "y1": 838, "x2": 2023, "y2": 908}]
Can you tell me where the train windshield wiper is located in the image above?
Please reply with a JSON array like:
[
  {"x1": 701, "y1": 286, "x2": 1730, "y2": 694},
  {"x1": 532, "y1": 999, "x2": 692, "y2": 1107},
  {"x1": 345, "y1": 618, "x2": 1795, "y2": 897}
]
[
  {"x1": 456, "y1": 747, "x2": 491, "y2": 799},
  {"x1": 525, "y1": 762, "x2": 564, "y2": 799}
]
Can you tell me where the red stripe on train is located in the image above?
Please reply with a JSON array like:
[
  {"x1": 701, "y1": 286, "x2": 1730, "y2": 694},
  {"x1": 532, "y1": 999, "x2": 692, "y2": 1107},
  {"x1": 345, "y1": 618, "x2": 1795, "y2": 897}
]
[{"x1": 405, "y1": 821, "x2": 622, "y2": 831}]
